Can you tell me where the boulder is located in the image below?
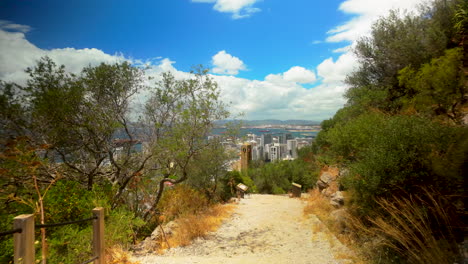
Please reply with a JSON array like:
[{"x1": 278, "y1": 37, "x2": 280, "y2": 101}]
[
  {"x1": 339, "y1": 168, "x2": 349, "y2": 178},
  {"x1": 316, "y1": 180, "x2": 328, "y2": 191},
  {"x1": 151, "y1": 221, "x2": 177, "y2": 239},
  {"x1": 320, "y1": 171, "x2": 334, "y2": 184},
  {"x1": 330, "y1": 191, "x2": 344, "y2": 207},
  {"x1": 330, "y1": 208, "x2": 349, "y2": 234}
]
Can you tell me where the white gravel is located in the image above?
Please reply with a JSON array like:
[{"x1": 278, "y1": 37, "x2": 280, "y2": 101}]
[{"x1": 134, "y1": 194, "x2": 350, "y2": 264}]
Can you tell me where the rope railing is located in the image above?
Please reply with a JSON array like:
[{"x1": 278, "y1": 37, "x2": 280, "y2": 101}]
[
  {"x1": 33, "y1": 216, "x2": 100, "y2": 264},
  {"x1": 0, "y1": 228, "x2": 22, "y2": 237},
  {"x1": 79, "y1": 256, "x2": 99, "y2": 264},
  {"x1": 4, "y1": 207, "x2": 105, "y2": 264},
  {"x1": 35, "y1": 216, "x2": 97, "y2": 229}
]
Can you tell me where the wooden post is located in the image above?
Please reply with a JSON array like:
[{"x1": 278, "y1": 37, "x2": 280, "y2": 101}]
[
  {"x1": 14, "y1": 214, "x2": 35, "y2": 264},
  {"x1": 92, "y1": 208, "x2": 105, "y2": 264}
]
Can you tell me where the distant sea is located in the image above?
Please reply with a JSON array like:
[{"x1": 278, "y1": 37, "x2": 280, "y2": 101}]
[{"x1": 211, "y1": 127, "x2": 318, "y2": 139}]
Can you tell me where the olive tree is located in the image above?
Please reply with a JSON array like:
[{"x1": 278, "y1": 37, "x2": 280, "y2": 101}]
[{"x1": 142, "y1": 69, "x2": 229, "y2": 220}]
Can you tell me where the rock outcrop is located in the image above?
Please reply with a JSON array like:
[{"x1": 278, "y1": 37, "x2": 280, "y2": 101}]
[
  {"x1": 316, "y1": 166, "x2": 345, "y2": 208},
  {"x1": 134, "y1": 221, "x2": 178, "y2": 254}
]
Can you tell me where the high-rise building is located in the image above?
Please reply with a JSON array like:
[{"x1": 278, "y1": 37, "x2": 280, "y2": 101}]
[
  {"x1": 287, "y1": 139, "x2": 298, "y2": 159},
  {"x1": 279, "y1": 133, "x2": 293, "y2": 144},
  {"x1": 279, "y1": 144, "x2": 287, "y2": 159},
  {"x1": 264, "y1": 143, "x2": 271, "y2": 161},
  {"x1": 252, "y1": 145, "x2": 263, "y2": 161},
  {"x1": 260, "y1": 133, "x2": 272, "y2": 147},
  {"x1": 270, "y1": 145, "x2": 280, "y2": 161}
]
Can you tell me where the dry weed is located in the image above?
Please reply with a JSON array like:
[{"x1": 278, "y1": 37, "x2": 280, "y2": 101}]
[
  {"x1": 106, "y1": 245, "x2": 140, "y2": 264},
  {"x1": 365, "y1": 189, "x2": 461, "y2": 264},
  {"x1": 303, "y1": 188, "x2": 334, "y2": 221},
  {"x1": 160, "y1": 204, "x2": 236, "y2": 251},
  {"x1": 304, "y1": 188, "x2": 367, "y2": 263}
]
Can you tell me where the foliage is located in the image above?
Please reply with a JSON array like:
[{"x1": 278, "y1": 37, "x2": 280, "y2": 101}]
[
  {"x1": 248, "y1": 158, "x2": 317, "y2": 194},
  {"x1": 398, "y1": 48, "x2": 466, "y2": 122},
  {"x1": 345, "y1": 0, "x2": 461, "y2": 113},
  {"x1": 218, "y1": 170, "x2": 244, "y2": 201},
  {"x1": 344, "y1": 114, "x2": 465, "y2": 213},
  {"x1": 43, "y1": 181, "x2": 94, "y2": 223},
  {"x1": 0, "y1": 137, "x2": 52, "y2": 262},
  {"x1": 184, "y1": 137, "x2": 233, "y2": 201},
  {"x1": 46, "y1": 207, "x2": 144, "y2": 264}
]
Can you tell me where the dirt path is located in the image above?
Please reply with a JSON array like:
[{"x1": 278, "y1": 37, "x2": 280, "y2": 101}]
[{"x1": 134, "y1": 194, "x2": 350, "y2": 264}]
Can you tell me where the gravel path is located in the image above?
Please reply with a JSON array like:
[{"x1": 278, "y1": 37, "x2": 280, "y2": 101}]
[{"x1": 134, "y1": 194, "x2": 350, "y2": 264}]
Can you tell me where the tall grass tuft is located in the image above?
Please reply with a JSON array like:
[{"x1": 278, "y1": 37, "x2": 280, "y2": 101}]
[{"x1": 351, "y1": 188, "x2": 462, "y2": 264}]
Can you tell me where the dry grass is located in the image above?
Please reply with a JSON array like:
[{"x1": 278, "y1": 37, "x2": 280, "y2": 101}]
[
  {"x1": 106, "y1": 245, "x2": 140, "y2": 264},
  {"x1": 159, "y1": 204, "x2": 236, "y2": 251},
  {"x1": 303, "y1": 188, "x2": 334, "y2": 221},
  {"x1": 358, "y1": 189, "x2": 461, "y2": 264},
  {"x1": 304, "y1": 188, "x2": 366, "y2": 263}
]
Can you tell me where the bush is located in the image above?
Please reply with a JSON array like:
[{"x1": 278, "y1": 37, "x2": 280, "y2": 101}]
[
  {"x1": 44, "y1": 180, "x2": 94, "y2": 223},
  {"x1": 46, "y1": 207, "x2": 144, "y2": 264},
  {"x1": 247, "y1": 159, "x2": 317, "y2": 194},
  {"x1": 333, "y1": 113, "x2": 466, "y2": 215},
  {"x1": 217, "y1": 171, "x2": 257, "y2": 201}
]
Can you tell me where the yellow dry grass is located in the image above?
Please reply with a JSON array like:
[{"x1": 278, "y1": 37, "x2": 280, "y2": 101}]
[
  {"x1": 159, "y1": 204, "x2": 236, "y2": 252},
  {"x1": 106, "y1": 245, "x2": 140, "y2": 264},
  {"x1": 303, "y1": 188, "x2": 334, "y2": 221},
  {"x1": 304, "y1": 188, "x2": 366, "y2": 263}
]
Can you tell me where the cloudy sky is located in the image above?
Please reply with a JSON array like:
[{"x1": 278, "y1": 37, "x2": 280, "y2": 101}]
[{"x1": 0, "y1": 0, "x2": 426, "y2": 121}]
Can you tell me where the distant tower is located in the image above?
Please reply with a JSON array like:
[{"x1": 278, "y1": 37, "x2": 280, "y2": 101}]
[{"x1": 240, "y1": 143, "x2": 252, "y2": 171}]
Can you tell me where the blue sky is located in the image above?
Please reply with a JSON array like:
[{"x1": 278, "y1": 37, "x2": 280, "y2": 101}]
[{"x1": 0, "y1": 0, "x2": 426, "y2": 120}]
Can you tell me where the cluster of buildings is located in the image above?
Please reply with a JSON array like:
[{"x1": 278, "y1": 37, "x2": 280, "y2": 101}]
[
  {"x1": 245, "y1": 133, "x2": 312, "y2": 162},
  {"x1": 214, "y1": 132, "x2": 314, "y2": 171}
]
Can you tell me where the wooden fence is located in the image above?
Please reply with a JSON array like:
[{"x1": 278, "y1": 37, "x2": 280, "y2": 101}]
[{"x1": 1, "y1": 207, "x2": 105, "y2": 264}]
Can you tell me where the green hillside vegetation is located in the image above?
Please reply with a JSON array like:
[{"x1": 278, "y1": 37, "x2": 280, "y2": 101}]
[{"x1": 311, "y1": 0, "x2": 467, "y2": 262}]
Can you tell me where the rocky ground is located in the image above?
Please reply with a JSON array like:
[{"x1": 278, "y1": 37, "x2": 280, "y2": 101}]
[{"x1": 133, "y1": 194, "x2": 352, "y2": 264}]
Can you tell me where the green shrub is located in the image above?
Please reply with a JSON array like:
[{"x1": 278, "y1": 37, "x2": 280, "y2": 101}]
[
  {"x1": 44, "y1": 180, "x2": 94, "y2": 223},
  {"x1": 338, "y1": 114, "x2": 466, "y2": 215},
  {"x1": 46, "y1": 207, "x2": 144, "y2": 264}
]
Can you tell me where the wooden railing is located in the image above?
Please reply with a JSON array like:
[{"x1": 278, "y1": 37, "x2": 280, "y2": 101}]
[{"x1": 0, "y1": 207, "x2": 105, "y2": 264}]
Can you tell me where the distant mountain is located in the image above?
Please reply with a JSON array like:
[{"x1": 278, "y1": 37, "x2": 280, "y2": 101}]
[{"x1": 214, "y1": 119, "x2": 321, "y2": 126}]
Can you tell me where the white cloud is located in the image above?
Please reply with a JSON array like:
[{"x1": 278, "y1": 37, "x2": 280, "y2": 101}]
[
  {"x1": 192, "y1": 0, "x2": 261, "y2": 19},
  {"x1": 283, "y1": 66, "x2": 316, "y2": 84},
  {"x1": 0, "y1": 20, "x2": 32, "y2": 33},
  {"x1": 211, "y1": 63, "x2": 351, "y2": 120},
  {"x1": 326, "y1": 0, "x2": 426, "y2": 43},
  {"x1": 212, "y1": 50, "x2": 246, "y2": 75},
  {"x1": 317, "y1": 53, "x2": 357, "y2": 84},
  {"x1": 264, "y1": 66, "x2": 316, "y2": 84},
  {"x1": 0, "y1": 28, "x2": 128, "y2": 84},
  {"x1": 332, "y1": 45, "x2": 352, "y2": 53}
]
